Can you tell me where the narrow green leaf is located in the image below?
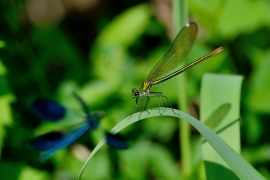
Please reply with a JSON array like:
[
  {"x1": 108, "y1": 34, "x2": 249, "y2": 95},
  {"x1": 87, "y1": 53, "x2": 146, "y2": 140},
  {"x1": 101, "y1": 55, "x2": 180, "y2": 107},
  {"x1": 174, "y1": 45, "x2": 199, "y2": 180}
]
[
  {"x1": 204, "y1": 103, "x2": 231, "y2": 130},
  {"x1": 77, "y1": 108, "x2": 264, "y2": 180}
]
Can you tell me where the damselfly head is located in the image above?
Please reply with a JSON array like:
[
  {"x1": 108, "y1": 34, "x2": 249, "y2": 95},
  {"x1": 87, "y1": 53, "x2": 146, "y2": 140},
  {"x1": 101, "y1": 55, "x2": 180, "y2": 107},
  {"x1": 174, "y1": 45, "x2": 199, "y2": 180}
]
[
  {"x1": 90, "y1": 111, "x2": 105, "y2": 119},
  {"x1": 132, "y1": 88, "x2": 139, "y2": 98},
  {"x1": 86, "y1": 111, "x2": 104, "y2": 130}
]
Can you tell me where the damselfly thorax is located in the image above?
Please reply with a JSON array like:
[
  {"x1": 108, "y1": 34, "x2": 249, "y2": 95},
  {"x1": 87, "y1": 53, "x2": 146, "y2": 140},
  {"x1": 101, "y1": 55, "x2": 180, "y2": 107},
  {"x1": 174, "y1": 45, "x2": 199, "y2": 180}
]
[{"x1": 132, "y1": 79, "x2": 154, "y2": 98}]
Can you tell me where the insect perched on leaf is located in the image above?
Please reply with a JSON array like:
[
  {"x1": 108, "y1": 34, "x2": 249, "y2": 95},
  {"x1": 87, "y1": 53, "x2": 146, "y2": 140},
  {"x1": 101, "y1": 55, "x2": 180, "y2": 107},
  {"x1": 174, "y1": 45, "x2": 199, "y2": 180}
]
[
  {"x1": 30, "y1": 92, "x2": 129, "y2": 160},
  {"x1": 131, "y1": 22, "x2": 223, "y2": 118}
]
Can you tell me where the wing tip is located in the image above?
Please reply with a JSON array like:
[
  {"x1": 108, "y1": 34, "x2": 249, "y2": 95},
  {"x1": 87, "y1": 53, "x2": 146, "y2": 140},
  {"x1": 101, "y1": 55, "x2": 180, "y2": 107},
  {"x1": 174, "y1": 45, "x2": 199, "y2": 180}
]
[{"x1": 186, "y1": 22, "x2": 197, "y2": 27}]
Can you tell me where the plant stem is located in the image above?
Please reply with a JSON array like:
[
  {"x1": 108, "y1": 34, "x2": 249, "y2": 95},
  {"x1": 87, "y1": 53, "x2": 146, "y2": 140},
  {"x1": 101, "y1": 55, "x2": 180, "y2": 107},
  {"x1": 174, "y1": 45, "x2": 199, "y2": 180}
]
[{"x1": 172, "y1": 0, "x2": 192, "y2": 177}]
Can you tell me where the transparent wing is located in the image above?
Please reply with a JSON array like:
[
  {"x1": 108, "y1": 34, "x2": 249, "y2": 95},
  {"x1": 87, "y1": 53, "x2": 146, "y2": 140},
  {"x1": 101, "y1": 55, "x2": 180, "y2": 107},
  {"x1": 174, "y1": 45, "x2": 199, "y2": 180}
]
[{"x1": 147, "y1": 22, "x2": 198, "y2": 81}]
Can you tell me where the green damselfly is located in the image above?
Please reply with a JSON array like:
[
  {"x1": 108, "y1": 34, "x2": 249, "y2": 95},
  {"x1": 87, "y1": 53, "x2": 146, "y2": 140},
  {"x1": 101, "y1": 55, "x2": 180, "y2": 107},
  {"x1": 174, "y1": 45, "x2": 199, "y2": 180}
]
[{"x1": 131, "y1": 22, "x2": 223, "y2": 117}]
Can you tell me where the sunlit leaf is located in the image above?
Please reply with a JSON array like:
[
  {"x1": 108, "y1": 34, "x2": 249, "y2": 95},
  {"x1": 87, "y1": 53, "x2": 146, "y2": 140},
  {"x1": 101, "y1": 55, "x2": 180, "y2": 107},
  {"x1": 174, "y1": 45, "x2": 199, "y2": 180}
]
[{"x1": 201, "y1": 73, "x2": 243, "y2": 179}]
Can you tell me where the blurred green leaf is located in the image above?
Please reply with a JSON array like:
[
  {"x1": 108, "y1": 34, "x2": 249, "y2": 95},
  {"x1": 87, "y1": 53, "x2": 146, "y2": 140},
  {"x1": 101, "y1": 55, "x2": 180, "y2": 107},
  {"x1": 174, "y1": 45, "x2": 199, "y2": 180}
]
[
  {"x1": 0, "y1": 94, "x2": 15, "y2": 125},
  {"x1": 0, "y1": 59, "x2": 14, "y2": 158},
  {"x1": 190, "y1": 0, "x2": 270, "y2": 40},
  {"x1": 217, "y1": 0, "x2": 270, "y2": 39},
  {"x1": 243, "y1": 111, "x2": 263, "y2": 145},
  {"x1": 149, "y1": 143, "x2": 181, "y2": 180},
  {"x1": 0, "y1": 161, "x2": 48, "y2": 180},
  {"x1": 258, "y1": 167, "x2": 270, "y2": 180},
  {"x1": 204, "y1": 161, "x2": 239, "y2": 180},
  {"x1": 0, "y1": 59, "x2": 7, "y2": 76},
  {"x1": 247, "y1": 50, "x2": 270, "y2": 113},
  {"x1": 91, "y1": 3, "x2": 151, "y2": 87},
  {"x1": 143, "y1": 116, "x2": 177, "y2": 142},
  {"x1": 201, "y1": 73, "x2": 243, "y2": 179},
  {"x1": 0, "y1": 161, "x2": 21, "y2": 180},
  {"x1": 0, "y1": 91, "x2": 15, "y2": 156},
  {"x1": 19, "y1": 166, "x2": 49, "y2": 180},
  {"x1": 242, "y1": 144, "x2": 270, "y2": 165},
  {"x1": 0, "y1": 40, "x2": 6, "y2": 48},
  {"x1": 0, "y1": 76, "x2": 12, "y2": 96},
  {"x1": 79, "y1": 151, "x2": 111, "y2": 180},
  {"x1": 96, "y1": 3, "x2": 151, "y2": 47},
  {"x1": 120, "y1": 141, "x2": 153, "y2": 179}
]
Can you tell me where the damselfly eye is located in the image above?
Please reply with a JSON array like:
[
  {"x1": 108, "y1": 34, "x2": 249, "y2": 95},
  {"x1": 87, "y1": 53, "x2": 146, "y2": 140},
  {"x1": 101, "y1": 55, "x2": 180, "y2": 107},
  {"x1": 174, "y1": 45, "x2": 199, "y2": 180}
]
[{"x1": 132, "y1": 89, "x2": 139, "y2": 98}]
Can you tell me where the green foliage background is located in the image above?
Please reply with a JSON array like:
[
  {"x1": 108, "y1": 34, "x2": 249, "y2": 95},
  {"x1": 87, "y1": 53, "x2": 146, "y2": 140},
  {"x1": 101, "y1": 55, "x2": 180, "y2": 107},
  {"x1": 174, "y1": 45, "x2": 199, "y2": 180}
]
[{"x1": 0, "y1": 0, "x2": 270, "y2": 179}]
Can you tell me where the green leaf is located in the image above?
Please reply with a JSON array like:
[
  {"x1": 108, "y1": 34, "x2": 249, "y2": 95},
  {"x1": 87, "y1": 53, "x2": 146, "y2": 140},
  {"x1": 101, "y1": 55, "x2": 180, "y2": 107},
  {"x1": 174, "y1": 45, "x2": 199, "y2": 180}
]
[
  {"x1": 217, "y1": 0, "x2": 270, "y2": 39},
  {"x1": 148, "y1": 143, "x2": 181, "y2": 179},
  {"x1": 119, "y1": 141, "x2": 158, "y2": 179},
  {"x1": 0, "y1": 93, "x2": 15, "y2": 156},
  {"x1": 247, "y1": 50, "x2": 270, "y2": 113},
  {"x1": 19, "y1": 166, "x2": 49, "y2": 180},
  {"x1": 189, "y1": 0, "x2": 270, "y2": 39},
  {"x1": 204, "y1": 103, "x2": 231, "y2": 130},
  {"x1": 201, "y1": 73, "x2": 243, "y2": 179},
  {"x1": 0, "y1": 161, "x2": 48, "y2": 180},
  {"x1": 242, "y1": 144, "x2": 270, "y2": 165},
  {"x1": 95, "y1": 3, "x2": 151, "y2": 47},
  {"x1": 0, "y1": 40, "x2": 6, "y2": 48},
  {"x1": 91, "y1": 3, "x2": 151, "y2": 87},
  {"x1": 204, "y1": 161, "x2": 240, "y2": 180},
  {"x1": 77, "y1": 108, "x2": 264, "y2": 180},
  {"x1": 0, "y1": 59, "x2": 7, "y2": 76},
  {"x1": 0, "y1": 76, "x2": 12, "y2": 96}
]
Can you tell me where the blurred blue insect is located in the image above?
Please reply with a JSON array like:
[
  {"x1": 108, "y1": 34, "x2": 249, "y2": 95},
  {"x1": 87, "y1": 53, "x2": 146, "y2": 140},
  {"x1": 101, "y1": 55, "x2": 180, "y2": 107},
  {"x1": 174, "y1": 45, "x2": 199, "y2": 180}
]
[{"x1": 30, "y1": 92, "x2": 129, "y2": 160}]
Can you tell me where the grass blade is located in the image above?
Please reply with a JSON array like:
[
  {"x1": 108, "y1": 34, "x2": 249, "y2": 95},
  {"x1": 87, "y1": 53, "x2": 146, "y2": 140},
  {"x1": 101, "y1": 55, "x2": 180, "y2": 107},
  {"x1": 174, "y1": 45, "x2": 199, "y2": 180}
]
[{"x1": 77, "y1": 108, "x2": 265, "y2": 180}]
